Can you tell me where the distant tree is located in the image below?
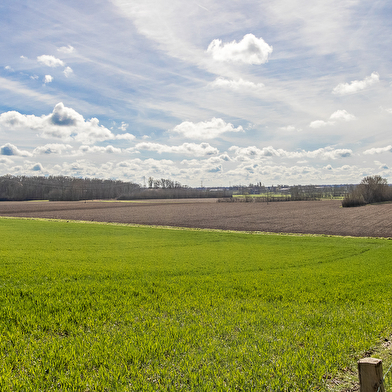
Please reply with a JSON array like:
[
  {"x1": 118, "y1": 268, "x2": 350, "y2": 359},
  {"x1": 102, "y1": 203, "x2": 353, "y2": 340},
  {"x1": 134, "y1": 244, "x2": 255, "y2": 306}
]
[
  {"x1": 290, "y1": 186, "x2": 301, "y2": 201},
  {"x1": 357, "y1": 175, "x2": 389, "y2": 203},
  {"x1": 342, "y1": 175, "x2": 392, "y2": 207}
]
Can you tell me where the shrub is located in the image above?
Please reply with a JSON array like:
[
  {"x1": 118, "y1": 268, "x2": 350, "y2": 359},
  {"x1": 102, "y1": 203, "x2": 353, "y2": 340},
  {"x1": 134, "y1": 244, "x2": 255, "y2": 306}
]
[{"x1": 341, "y1": 192, "x2": 366, "y2": 208}]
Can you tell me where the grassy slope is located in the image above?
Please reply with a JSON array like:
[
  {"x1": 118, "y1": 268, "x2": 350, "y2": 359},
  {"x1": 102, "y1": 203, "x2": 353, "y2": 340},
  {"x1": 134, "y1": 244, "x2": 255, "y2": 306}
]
[{"x1": 0, "y1": 218, "x2": 392, "y2": 391}]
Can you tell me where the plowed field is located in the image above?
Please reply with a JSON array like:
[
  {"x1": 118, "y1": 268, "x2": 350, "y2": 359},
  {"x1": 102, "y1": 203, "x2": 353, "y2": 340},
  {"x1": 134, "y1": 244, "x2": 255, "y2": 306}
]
[{"x1": 1, "y1": 199, "x2": 391, "y2": 237}]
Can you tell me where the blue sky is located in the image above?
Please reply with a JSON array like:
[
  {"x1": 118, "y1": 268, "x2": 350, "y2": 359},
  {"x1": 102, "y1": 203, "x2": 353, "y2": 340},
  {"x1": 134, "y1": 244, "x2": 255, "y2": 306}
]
[{"x1": 1, "y1": 0, "x2": 392, "y2": 187}]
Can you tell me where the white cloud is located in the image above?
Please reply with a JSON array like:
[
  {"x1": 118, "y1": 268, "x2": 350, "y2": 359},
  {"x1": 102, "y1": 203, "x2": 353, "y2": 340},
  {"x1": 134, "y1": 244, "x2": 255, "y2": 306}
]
[
  {"x1": 206, "y1": 154, "x2": 231, "y2": 163},
  {"x1": 332, "y1": 72, "x2": 379, "y2": 95},
  {"x1": 209, "y1": 77, "x2": 264, "y2": 92},
  {"x1": 79, "y1": 145, "x2": 122, "y2": 154},
  {"x1": 279, "y1": 125, "x2": 301, "y2": 132},
  {"x1": 42, "y1": 103, "x2": 114, "y2": 143},
  {"x1": 363, "y1": 145, "x2": 392, "y2": 155},
  {"x1": 0, "y1": 157, "x2": 13, "y2": 165},
  {"x1": 4, "y1": 65, "x2": 14, "y2": 72},
  {"x1": 170, "y1": 118, "x2": 244, "y2": 139},
  {"x1": 229, "y1": 145, "x2": 264, "y2": 158},
  {"x1": 114, "y1": 133, "x2": 135, "y2": 141},
  {"x1": 119, "y1": 122, "x2": 129, "y2": 131},
  {"x1": 307, "y1": 147, "x2": 353, "y2": 160},
  {"x1": 329, "y1": 109, "x2": 356, "y2": 121},
  {"x1": 0, "y1": 143, "x2": 32, "y2": 157},
  {"x1": 47, "y1": 103, "x2": 87, "y2": 127},
  {"x1": 33, "y1": 143, "x2": 73, "y2": 155},
  {"x1": 37, "y1": 55, "x2": 65, "y2": 67},
  {"x1": 44, "y1": 75, "x2": 53, "y2": 84},
  {"x1": 309, "y1": 120, "x2": 329, "y2": 129},
  {"x1": 57, "y1": 45, "x2": 74, "y2": 54},
  {"x1": 0, "y1": 103, "x2": 135, "y2": 145},
  {"x1": 63, "y1": 66, "x2": 73, "y2": 77},
  {"x1": 225, "y1": 162, "x2": 322, "y2": 182},
  {"x1": 133, "y1": 142, "x2": 219, "y2": 156},
  {"x1": 310, "y1": 110, "x2": 355, "y2": 128},
  {"x1": 207, "y1": 34, "x2": 273, "y2": 64},
  {"x1": 374, "y1": 160, "x2": 389, "y2": 170},
  {"x1": 31, "y1": 163, "x2": 44, "y2": 172},
  {"x1": 0, "y1": 110, "x2": 44, "y2": 129},
  {"x1": 229, "y1": 145, "x2": 352, "y2": 160}
]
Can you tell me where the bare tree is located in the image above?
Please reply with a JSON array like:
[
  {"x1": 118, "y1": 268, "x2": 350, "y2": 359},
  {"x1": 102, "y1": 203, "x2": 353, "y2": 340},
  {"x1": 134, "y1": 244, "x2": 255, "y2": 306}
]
[
  {"x1": 357, "y1": 175, "x2": 389, "y2": 203},
  {"x1": 342, "y1": 175, "x2": 392, "y2": 207}
]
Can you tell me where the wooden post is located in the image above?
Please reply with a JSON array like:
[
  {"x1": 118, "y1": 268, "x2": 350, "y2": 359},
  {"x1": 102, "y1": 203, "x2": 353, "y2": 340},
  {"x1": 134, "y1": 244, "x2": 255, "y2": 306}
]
[{"x1": 358, "y1": 358, "x2": 384, "y2": 392}]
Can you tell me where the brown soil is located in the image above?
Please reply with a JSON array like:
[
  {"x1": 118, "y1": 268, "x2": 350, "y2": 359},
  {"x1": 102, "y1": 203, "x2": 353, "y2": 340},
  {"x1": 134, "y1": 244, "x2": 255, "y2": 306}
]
[{"x1": 0, "y1": 199, "x2": 391, "y2": 237}]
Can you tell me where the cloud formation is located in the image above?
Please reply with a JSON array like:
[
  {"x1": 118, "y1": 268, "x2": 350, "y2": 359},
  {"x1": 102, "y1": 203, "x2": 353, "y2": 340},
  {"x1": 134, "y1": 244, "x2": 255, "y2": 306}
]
[
  {"x1": 57, "y1": 45, "x2": 74, "y2": 54},
  {"x1": 0, "y1": 103, "x2": 135, "y2": 144},
  {"x1": 33, "y1": 143, "x2": 73, "y2": 155},
  {"x1": 170, "y1": 118, "x2": 244, "y2": 139},
  {"x1": 374, "y1": 160, "x2": 389, "y2": 170},
  {"x1": 37, "y1": 55, "x2": 65, "y2": 68},
  {"x1": 79, "y1": 145, "x2": 122, "y2": 154},
  {"x1": 1, "y1": 1, "x2": 391, "y2": 187},
  {"x1": 363, "y1": 145, "x2": 392, "y2": 155},
  {"x1": 118, "y1": 122, "x2": 129, "y2": 131},
  {"x1": 134, "y1": 142, "x2": 219, "y2": 156},
  {"x1": 207, "y1": 34, "x2": 273, "y2": 64},
  {"x1": 115, "y1": 133, "x2": 135, "y2": 141},
  {"x1": 37, "y1": 54, "x2": 73, "y2": 78},
  {"x1": 309, "y1": 110, "x2": 355, "y2": 128},
  {"x1": 332, "y1": 72, "x2": 379, "y2": 95},
  {"x1": 31, "y1": 163, "x2": 44, "y2": 171},
  {"x1": 44, "y1": 75, "x2": 53, "y2": 84},
  {"x1": 0, "y1": 143, "x2": 32, "y2": 157},
  {"x1": 63, "y1": 66, "x2": 73, "y2": 77},
  {"x1": 209, "y1": 77, "x2": 264, "y2": 92},
  {"x1": 229, "y1": 145, "x2": 352, "y2": 160},
  {"x1": 279, "y1": 125, "x2": 300, "y2": 132},
  {"x1": 329, "y1": 110, "x2": 355, "y2": 121}
]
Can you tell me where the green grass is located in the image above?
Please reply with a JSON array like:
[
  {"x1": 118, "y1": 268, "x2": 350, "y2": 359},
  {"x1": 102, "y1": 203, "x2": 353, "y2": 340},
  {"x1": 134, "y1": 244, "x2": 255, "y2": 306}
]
[{"x1": 1, "y1": 218, "x2": 392, "y2": 391}]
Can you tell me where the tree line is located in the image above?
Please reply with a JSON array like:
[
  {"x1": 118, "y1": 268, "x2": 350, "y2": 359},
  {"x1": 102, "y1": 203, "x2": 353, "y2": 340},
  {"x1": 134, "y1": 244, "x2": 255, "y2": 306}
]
[
  {"x1": 342, "y1": 175, "x2": 392, "y2": 207},
  {"x1": 0, "y1": 175, "x2": 232, "y2": 201},
  {"x1": 232, "y1": 183, "x2": 353, "y2": 199},
  {"x1": 3, "y1": 174, "x2": 389, "y2": 204},
  {"x1": 0, "y1": 175, "x2": 140, "y2": 201},
  {"x1": 147, "y1": 177, "x2": 182, "y2": 189}
]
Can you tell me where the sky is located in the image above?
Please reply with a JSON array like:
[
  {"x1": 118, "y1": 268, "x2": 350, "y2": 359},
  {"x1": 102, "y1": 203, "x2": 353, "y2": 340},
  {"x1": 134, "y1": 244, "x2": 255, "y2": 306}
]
[{"x1": 1, "y1": 0, "x2": 392, "y2": 187}]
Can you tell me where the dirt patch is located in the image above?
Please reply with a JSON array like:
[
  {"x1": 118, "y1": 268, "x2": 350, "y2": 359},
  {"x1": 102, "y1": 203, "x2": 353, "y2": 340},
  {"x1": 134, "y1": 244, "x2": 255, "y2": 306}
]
[{"x1": 0, "y1": 199, "x2": 391, "y2": 237}]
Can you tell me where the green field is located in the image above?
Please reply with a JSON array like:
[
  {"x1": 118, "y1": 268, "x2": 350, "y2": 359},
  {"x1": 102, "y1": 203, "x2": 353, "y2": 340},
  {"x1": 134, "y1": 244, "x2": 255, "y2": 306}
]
[{"x1": 1, "y1": 218, "x2": 392, "y2": 391}]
